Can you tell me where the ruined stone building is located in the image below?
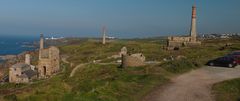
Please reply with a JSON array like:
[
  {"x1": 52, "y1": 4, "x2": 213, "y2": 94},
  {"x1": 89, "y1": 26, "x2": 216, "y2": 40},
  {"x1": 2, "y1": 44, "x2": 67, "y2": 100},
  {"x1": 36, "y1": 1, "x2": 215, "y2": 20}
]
[
  {"x1": 38, "y1": 34, "x2": 60, "y2": 78},
  {"x1": 9, "y1": 54, "x2": 37, "y2": 83},
  {"x1": 167, "y1": 5, "x2": 201, "y2": 49},
  {"x1": 121, "y1": 47, "x2": 145, "y2": 67},
  {"x1": 8, "y1": 34, "x2": 60, "y2": 83}
]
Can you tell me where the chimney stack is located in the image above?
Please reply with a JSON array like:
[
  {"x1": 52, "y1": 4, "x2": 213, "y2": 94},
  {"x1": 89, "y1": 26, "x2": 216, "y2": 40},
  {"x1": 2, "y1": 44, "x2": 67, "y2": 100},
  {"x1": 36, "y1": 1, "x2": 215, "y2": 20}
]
[
  {"x1": 190, "y1": 5, "x2": 197, "y2": 42},
  {"x1": 25, "y1": 54, "x2": 31, "y2": 65},
  {"x1": 102, "y1": 26, "x2": 106, "y2": 45},
  {"x1": 40, "y1": 33, "x2": 44, "y2": 49}
]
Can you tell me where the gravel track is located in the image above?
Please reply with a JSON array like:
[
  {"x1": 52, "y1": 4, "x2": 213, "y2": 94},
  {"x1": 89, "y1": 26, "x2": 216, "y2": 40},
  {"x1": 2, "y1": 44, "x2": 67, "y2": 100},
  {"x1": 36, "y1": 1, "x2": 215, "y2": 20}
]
[{"x1": 142, "y1": 66, "x2": 240, "y2": 101}]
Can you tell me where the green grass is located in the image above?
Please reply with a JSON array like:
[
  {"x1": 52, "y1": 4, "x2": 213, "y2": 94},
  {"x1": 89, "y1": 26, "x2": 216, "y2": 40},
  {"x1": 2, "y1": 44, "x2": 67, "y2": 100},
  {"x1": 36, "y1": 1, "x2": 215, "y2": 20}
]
[
  {"x1": 0, "y1": 83, "x2": 26, "y2": 90},
  {"x1": 59, "y1": 40, "x2": 166, "y2": 65},
  {"x1": 13, "y1": 64, "x2": 168, "y2": 101},
  {"x1": 213, "y1": 78, "x2": 240, "y2": 101},
  {"x1": 66, "y1": 64, "x2": 168, "y2": 101}
]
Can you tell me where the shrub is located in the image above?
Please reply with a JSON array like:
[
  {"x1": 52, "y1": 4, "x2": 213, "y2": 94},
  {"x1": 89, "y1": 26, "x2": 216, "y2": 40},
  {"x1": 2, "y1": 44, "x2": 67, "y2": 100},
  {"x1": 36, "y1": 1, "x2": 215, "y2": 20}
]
[{"x1": 161, "y1": 59, "x2": 198, "y2": 74}]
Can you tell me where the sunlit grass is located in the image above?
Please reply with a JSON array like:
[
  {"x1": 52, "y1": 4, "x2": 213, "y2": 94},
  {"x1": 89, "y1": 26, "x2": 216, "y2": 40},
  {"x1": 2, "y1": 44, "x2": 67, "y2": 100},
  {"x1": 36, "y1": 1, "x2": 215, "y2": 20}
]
[{"x1": 213, "y1": 78, "x2": 240, "y2": 101}]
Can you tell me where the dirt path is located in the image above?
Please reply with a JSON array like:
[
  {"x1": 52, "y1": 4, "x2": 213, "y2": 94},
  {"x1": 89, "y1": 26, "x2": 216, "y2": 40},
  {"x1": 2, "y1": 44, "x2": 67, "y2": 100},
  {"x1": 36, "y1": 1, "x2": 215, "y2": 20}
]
[
  {"x1": 69, "y1": 62, "x2": 117, "y2": 77},
  {"x1": 62, "y1": 57, "x2": 70, "y2": 64},
  {"x1": 69, "y1": 63, "x2": 88, "y2": 77},
  {"x1": 60, "y1": 55, "x2": 86, "y2": 78},
  {"x1": 142, "y1": 66, "x2": 240, "y2": 101}
]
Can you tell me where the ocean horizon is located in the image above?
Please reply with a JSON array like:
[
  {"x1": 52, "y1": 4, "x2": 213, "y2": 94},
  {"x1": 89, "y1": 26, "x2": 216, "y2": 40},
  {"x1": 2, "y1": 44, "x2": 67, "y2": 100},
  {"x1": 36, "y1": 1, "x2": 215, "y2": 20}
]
[{"x1": 0, "y1": 36, "x2": 38, "y2": 55}]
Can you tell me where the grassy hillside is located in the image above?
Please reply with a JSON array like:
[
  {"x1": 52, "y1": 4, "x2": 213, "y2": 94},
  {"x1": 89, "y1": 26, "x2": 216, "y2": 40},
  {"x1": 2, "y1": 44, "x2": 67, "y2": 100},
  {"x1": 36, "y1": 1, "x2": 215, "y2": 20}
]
[
  {"x1": 59, "y1": 39, "x2": 166, "y2": 64},
  {"x1": 1, "y1": 38, "x2": 240, "y2": 101}
]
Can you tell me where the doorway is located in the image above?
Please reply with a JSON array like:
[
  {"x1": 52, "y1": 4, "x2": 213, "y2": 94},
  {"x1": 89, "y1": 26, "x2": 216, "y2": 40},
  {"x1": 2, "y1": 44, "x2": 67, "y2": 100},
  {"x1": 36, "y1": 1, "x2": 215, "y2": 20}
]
[{"x1": 43, "y1": 66, "x2": 47, "y2": 75}]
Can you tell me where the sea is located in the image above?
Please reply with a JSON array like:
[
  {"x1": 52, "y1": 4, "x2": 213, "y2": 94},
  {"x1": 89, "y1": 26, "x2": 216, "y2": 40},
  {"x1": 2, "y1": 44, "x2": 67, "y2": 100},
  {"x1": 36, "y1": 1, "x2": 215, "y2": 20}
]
[{"x1": 0, "y1": 36, "x2": 38, "y2": 56}]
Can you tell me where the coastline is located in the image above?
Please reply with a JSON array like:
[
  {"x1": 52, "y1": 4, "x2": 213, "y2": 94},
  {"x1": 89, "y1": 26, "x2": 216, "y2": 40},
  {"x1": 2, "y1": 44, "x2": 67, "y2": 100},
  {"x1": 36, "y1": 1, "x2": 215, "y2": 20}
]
[
  {"x1": 0, "y1": 36, "x2": 38, "y2": 56},
  {"x1": 0, "y1": 55, "x2": 17, "y2": 61}
]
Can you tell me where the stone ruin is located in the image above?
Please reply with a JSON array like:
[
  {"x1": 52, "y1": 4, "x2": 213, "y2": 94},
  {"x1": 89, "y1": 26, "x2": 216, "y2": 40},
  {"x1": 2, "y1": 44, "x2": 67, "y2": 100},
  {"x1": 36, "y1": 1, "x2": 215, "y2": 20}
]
[
  {"x1": 121, "y1": 47, "x2": 146, "y2": 67},
  {"x1": 167, "y1": 36, "x2": 201, "y2": 50},
  {"x1": 9, "y1": 34, "x2": 60, "y2": 83},
  {"x1": 9, "y1": 54, "x2": 37, "y2": 83},
  {"x1": 38, "y1": 34, "x2": 60, "y2": 78},
  {"x1": 167, "y1": 5, "x2": 201, "y2": 50}
]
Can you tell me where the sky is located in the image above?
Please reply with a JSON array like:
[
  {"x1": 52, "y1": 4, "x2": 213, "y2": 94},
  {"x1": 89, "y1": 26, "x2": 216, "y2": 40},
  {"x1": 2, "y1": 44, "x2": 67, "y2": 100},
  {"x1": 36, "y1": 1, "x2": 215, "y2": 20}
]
[{"x1": 0, "y1": 0, "x2": 240, "y2": 38}]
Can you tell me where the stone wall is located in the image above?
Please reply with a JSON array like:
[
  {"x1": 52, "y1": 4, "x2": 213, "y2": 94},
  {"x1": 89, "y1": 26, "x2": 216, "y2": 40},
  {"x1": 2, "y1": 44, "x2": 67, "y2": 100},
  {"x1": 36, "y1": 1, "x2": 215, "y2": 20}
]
[
  {"x1": 167, "y1": 36, "x2": 201, "y2": 49},
  {"x1": 122, "y1": 53, "x2": 145, "y2": 67},
  {"x1": 168, "y1": 36, "x2": 191, "y2": 42},
  {"x1": 16, "y1": 77, "x2": 29, "y2": 83}
]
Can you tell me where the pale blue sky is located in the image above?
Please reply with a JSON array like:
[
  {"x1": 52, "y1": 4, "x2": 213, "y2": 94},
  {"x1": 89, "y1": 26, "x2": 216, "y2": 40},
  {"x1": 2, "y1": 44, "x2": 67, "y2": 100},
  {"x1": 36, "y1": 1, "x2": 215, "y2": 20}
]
[{"x1": 0, "y1": 0, "x2": 239, "y2": 38}]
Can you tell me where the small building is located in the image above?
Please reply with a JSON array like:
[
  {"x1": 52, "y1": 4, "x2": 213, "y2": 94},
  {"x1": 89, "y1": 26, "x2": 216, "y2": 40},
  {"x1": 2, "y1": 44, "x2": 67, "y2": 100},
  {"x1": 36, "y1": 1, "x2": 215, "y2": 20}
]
[
  {"x1": 9, "y1": 63, "x2": 37, "y2": 83},
  {"x1": 9, "y1": 54, "x2": 37, "y2": 83}
]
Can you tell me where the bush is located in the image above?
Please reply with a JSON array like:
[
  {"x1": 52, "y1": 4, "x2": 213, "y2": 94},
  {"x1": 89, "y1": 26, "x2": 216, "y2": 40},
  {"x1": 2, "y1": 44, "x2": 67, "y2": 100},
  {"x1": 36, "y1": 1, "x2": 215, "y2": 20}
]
[{"x1": 161, "y1": 59, "x2": 199, "y2": 74}]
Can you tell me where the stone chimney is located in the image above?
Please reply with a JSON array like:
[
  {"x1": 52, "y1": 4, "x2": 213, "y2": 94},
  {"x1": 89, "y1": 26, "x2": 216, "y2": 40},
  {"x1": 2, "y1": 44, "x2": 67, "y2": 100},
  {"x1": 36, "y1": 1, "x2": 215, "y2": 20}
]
[
  {"x1": 40, "y1": 33, "x2": 44, "y2": 49},
  {"x1": 25, "y1": 54, "x2": 31, "y2": 65},
  {"x1": 102, "y1": 26, "x2": 106, "y2": 45},
  {"x1": 190, "y1": 5, "x2": 197, "y2": 42}
]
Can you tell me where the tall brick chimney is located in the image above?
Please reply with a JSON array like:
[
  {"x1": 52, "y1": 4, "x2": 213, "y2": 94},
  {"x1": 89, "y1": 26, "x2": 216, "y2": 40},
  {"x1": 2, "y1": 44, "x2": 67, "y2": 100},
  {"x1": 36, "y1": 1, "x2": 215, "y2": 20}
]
[{"x1": 190, "y1": 5, "x2": 197, "y2": 42}]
